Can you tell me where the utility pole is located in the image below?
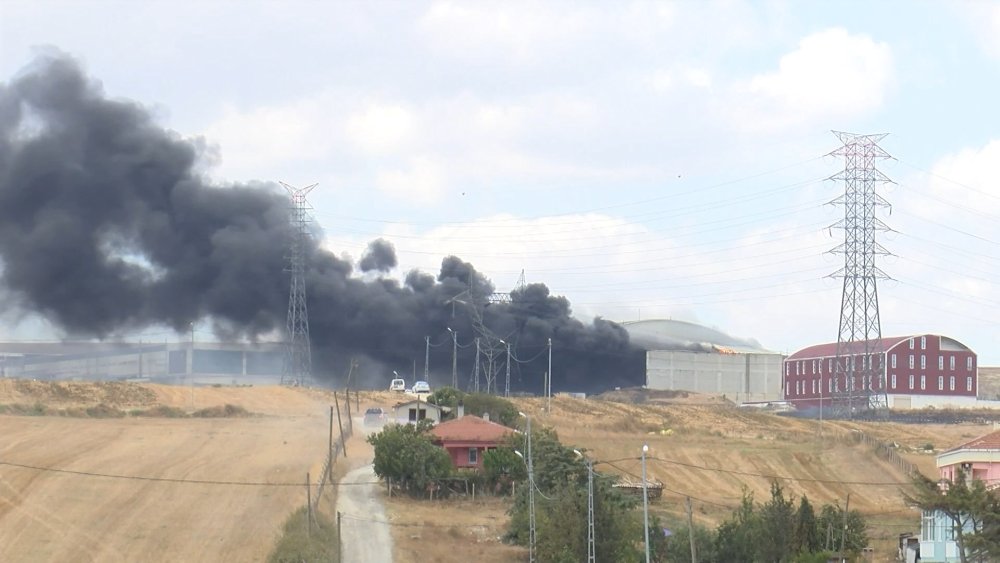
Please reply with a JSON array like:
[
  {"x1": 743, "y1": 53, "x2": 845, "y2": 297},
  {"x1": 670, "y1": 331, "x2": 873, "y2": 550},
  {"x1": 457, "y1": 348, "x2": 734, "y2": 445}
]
[
  {"x1": 642, "y1": 444, "x2": 651, "y2": 563},
  {"x1": 586, "y1": 458, "x2": 596, "y2": 562},
  {"x1": 520, "y1": 412, "x2": 536, "y2": 563},
  {"x1": 547, "y1": 337, "x2": 552, "y2": 410},
  {"x1": 424, "y1": 335, "x2": 430, "y2": 384},
  {"x1": 448, "y1": 328, "x2": 458, "y2": 389},
  {"x1": 839, "y1": 494, "x2": 851, "y2": 556},
  {"x1": 686, "y1": 497, "x2": 697, "y2": 563},
  {"x1": 502, "y1": 340, "x2": 511, "y2": 397},
  {"x1": 829, "y1": 132, "x2": 893, "y2": 416},
  {"x1": 474, "y1": 338, "x2": 480, "y2": 393}
]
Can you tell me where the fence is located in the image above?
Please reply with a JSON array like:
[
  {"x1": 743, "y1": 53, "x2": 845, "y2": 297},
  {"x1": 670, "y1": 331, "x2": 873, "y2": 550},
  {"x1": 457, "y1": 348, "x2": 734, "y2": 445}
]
[
  {"x1": 842, "y1": 429, "x2": 918, "y2": 477},
  {"x1": 311, "y1": 390, "x2": 356, "y2": 514}
]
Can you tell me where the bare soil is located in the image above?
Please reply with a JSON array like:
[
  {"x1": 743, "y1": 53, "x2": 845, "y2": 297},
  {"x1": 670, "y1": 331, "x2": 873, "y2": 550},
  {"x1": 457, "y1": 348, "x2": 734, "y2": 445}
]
[{"x1": 0, "y1": 380, "x2": 340, "y2": 562}]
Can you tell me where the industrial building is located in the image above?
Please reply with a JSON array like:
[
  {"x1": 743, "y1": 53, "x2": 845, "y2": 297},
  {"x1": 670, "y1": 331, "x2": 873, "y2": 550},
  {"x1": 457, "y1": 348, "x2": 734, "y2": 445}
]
[
  {"x1": 622, "y1": 319, "x2": 784, "y2": 403},
  {"x1": 783, "y1": 334, "x2": 978, "y2": 410},
  {"x1": 0, "y1": 341, "x2": 284, "y2": 386}
]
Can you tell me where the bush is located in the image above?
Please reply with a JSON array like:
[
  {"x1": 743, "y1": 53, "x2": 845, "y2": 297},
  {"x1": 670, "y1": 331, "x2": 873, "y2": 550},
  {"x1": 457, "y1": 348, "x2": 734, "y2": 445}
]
[
  {"x1": 367, "y1": 422, "x2": 452, "y2": 496},
  {"x1": 133, "y1": 405, "x2": 189, "y2": 418},
  {"x1": 193, "y1": 404, "x2": 250, "y2": 418},
  {"x1": 86, "y1": 404, "x2": 126, "y2": 418},
  {"x1": 267, "y1": 506, "x2": 338, "y2": 563}
]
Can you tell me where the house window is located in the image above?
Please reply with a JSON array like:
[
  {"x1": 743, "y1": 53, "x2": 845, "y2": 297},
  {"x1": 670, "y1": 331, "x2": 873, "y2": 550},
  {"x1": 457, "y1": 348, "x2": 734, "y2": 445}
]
[
  {"x1": 968, "y1": 377, "x2": 973, "y2": 392},
  {"x1": 921, "y1": 355, "x2": 926, "y2": 370},
  {"x1": 909, "y1": 374, "x2": 914, "y2": 390},
  {"x1": 938, "y1": 356, "x2": 944, "y2": 370},
  {"x1": 968, "y1": 357, "x2": 974, "y2": 371},
  {"x1": 828, "y1": 359, "x2": 833, "y2": 372},
  {"x1": 811, "y1": 379, "x2": 815, "y2": 394},
  {"x1": 829, "y1": 378, "x2": 834, "y2": 393},
  {"x1": 950, "y1": 376, "x2": 956, "y2": 391},
  {"x1": 922, "y1": 511, "x2": 937, "y2": 541},
  {"x1": 938, "y1": 376, "x2": 944, "y2": 391},
  {"x1": 921, "y1": 375, "x2": 926, "y2": 390},
  {"x1": 921, "y1": 336, "x2": 926, "y2": 350},
  {"x1": 909, "y1": 338, "x2": 915, "y2": 350},
  {"x1": 891, "y1": 354, "x2": 897, "y2": 369},
  {"x1": 795, "y1": 362, "x2": 800, "y2": 375},
  {"x1": 891, "y1": 374, "x2": 896, "y2": 388},
  {"x1": 786, "y1": 382, "x2": 791, "y2": 396},
  {"x1": 909, "y1": 355, "x2": 914, "y2": 369},
  {"x1": 468, "y1": 448, "x2": 478, "y2": 465},
  {"x1": 785, "y1": 364, "x2": 790, "y2": 376}
]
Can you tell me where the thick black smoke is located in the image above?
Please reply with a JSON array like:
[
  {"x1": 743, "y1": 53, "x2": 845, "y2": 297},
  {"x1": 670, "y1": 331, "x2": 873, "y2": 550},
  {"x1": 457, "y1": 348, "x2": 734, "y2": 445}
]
[
  {"x1": 359, "y1": 238, "x2": 397, "y2": 273},
  {"x1": 0, "y1": 53, "x2": 643, "y2": 393}
]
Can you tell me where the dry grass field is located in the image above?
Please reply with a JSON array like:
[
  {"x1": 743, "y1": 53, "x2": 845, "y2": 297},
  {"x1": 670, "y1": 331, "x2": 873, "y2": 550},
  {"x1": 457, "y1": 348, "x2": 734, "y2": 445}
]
[
  {"x1": 0, "y1": 380, "x2": 342, "y2": 562},
  {"x1": 3, "y1": 382, "x2": 997, "y2": 562}
]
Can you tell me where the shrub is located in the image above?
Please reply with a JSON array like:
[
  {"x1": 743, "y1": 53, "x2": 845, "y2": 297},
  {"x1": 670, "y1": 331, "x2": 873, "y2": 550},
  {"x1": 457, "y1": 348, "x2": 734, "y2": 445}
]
[
  {"x1": 267, "y1": 506, "x2": 338, "y2": 563},
  {"x1": 193, "y1": 404, "x2": 251, "y2": 418}
]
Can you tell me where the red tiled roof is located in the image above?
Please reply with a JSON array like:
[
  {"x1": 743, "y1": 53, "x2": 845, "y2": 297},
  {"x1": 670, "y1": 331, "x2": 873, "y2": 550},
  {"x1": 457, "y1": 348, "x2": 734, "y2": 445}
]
[
  {"x1": 429, "y1": 415, "x2": 513, "y2": 443},
  {"x1": 946, "y1": 430, "x2": 1000, "y2": 453},
  {"x1": 786, "y1": 336, "x2": 922, "y2": 360}
]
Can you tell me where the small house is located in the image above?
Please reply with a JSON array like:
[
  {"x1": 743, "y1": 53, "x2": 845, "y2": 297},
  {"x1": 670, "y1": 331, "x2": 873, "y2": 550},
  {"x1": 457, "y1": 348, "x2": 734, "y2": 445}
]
[
  {"x1": 919, "y1": 429, "x2": 1000, "y2": 561},
  {"x1": 391, "y1": 398, "x2": 447, "y2": 425},
  {"x1": 429, "y1": 414, "x2": 513, "y2": 470}
]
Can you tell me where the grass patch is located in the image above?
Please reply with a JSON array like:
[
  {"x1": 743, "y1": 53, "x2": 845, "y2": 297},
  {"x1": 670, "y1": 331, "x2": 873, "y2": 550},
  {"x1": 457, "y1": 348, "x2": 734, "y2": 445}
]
[
  {"x1": 0, "y1": 403, "x2": 50, "y2": 416},
  {"x1": 193, "y1": 404, "x2": 251, "y2": 418},
  {"x1": 85, "y1": 403, "x2": 126, "y2": 418},
  {"x1": 267, "y1": 506, "x2": 338, "y2": 563},
  {"x1": 132, "y1": 405, "x2": 189, "y2": 418}
]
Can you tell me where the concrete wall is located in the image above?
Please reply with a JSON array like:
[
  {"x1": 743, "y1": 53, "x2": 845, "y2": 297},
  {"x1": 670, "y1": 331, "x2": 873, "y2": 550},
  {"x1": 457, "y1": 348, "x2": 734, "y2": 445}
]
[{"x1": 646, "y1": 351, "x2": 783, "y2": 402}]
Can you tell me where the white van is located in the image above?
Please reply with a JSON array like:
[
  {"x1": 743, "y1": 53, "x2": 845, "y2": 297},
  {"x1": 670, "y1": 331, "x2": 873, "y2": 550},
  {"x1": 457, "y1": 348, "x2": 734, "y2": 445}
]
[{"x1": 389, "y1": 378, "x2": 406, "y2": 392}]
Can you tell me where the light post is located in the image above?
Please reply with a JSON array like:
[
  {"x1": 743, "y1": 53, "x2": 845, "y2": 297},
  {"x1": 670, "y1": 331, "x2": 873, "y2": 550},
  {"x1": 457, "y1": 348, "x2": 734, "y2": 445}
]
[
  {"x1": 447, "y1": 328, "x2": 458, "y2": 389},
  {"x1": 519, "y1": 411, "x2": 536, "y2": 563},
  {"x1": 574, "y1": 449, "x2": 596, "y2": 563},
  {"x1": 424, "y1": 335, "x2": 430, "y2": 384},
  {"x1": 642, "y1": 443, "x2": 651, "y2": 563},
  {"x1": 546, "y1": 337, "x2": 552, "y2": 412},
  {"x1": 501, "y1": 339, "x2": 511, "y2": 397}
]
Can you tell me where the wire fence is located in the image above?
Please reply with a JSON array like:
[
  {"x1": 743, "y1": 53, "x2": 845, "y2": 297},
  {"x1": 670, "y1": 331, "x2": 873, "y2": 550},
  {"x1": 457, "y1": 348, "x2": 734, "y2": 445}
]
[{"x1": 840, "y1": 429, "x2": 919, "y2": 477}]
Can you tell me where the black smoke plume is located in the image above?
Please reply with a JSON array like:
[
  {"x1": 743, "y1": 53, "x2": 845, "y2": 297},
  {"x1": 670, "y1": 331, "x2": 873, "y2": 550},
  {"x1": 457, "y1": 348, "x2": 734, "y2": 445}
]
[{"x1": 0, "y1": 53, "x2": 643, "y2": 393}]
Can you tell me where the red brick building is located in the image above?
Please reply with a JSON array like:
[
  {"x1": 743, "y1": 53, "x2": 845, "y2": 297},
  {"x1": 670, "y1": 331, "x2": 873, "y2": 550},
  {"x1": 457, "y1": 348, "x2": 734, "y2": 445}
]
[
  {"x1": 429, "y1": 415, "x2": 513, "y2": 470},
  {"x1": 783, "y1": 334, "x2": 977, "y2": 410}
]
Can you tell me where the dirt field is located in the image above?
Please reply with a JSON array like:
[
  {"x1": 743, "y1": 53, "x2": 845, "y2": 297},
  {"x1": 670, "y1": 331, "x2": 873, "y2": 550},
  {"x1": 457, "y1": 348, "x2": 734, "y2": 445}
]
[
  {"x1": 4, "y1": 382, "x2": 996, "y2": 562},
  {"x1": 0, "y1": 381, "x2": 340, "y2": 562}
]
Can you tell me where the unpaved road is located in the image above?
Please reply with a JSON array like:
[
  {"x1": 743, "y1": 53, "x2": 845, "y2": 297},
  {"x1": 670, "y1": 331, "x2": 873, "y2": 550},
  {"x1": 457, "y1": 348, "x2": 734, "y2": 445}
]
[{"x1": 336, "y1": 463, "x2": 392, "y2": 563}]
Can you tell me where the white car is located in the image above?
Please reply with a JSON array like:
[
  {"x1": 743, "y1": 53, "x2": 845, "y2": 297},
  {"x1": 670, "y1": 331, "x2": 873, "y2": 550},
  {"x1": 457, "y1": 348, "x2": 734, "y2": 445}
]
[
  {"x1": 389, "y1": 378, "x2": 405, "y2": 392},
  {"x1": 412, "y1": 380, "x2": 431, "y2": 395}
]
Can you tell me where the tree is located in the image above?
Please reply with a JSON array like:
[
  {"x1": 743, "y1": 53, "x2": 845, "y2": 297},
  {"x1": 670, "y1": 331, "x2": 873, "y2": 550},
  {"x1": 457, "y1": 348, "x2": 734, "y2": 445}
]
[
  {"x1": 367, "y1": 422, "x2": 452, "y2": 496},
  {"x1": 816, "y1": 503, "x2": 867, "y2": 556},
  {"x1": 793, "y1": 496, "x2": 821, "y2": 555},
  {"x1": 757, "y1": 482, "x2": 796, "y2": 562},
  {"x1": 715, "y1": 490, "x2": 759, "y2": 562},
  {"x1": 482, "y1": 447, "x2": 526, "y2": 495},
  {"x1": 904, "y1": 471, "x2": 1000, "y2": 563}
]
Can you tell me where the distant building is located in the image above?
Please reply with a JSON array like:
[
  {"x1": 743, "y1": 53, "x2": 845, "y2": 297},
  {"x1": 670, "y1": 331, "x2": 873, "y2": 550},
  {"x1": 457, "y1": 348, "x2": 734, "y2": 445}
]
[
  {"x1": 429, "y1": 414, "x2": 513, "y2": 470},
  {"x1": 783, "y1": 334, "x2": 977, "y2": 410},
  {"x1": 0, "y1": 341, "x2": 284, "y2": 385},
  {"x1": 391, "y1": 398, "x2": 447, "y2": 425},
  {"x1": 919, "y1": 429, "x2": 1000, "y2": 562},
  {"x1": 623, "y1": 319, "x2": 784, "y2": 402}
]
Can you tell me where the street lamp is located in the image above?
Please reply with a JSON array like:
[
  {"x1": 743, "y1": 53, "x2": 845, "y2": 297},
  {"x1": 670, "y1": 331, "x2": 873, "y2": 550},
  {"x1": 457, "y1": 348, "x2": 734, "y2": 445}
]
[
  {"x1": 642, "y1": 443, "x2": 650, "y2": 563},
  {"x1": 573, "y1": 449, "x2": 596, "y2": 563},
  {"x1": 519, "y1": 411, "x2": 536, "y2": 563},
  {"x1": 447, "y1": 328, "x2": 458, "y2": 389},
  {"x1": 500, "y1": 339, "x2": 511, "y2": 397}
]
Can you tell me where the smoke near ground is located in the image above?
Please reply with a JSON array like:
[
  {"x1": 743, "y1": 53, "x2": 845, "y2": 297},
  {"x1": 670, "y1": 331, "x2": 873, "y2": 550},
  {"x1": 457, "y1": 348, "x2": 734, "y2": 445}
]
[{"x1": 0, "y1": 52, "x2": 643, "y2": 393}]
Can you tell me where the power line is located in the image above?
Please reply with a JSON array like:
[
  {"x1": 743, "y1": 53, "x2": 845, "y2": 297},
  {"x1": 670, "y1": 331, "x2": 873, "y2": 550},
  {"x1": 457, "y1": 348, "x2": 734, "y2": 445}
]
[{"x1": 0, "y1": 459, "x2": 377, "y2": 487}]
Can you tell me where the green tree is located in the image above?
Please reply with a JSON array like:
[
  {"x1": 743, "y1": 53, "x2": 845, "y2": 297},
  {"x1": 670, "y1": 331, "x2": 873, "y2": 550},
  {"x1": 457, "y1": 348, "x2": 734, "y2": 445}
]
[
  {"x1": 482, "y1": 447, "x2": 526, "y2": 495},
  {"x1": 904, "y1": 471, "x2": 1000, "y2": 563},
  {"x1": 715, "y1": 490, "x2": 759, "y2": 562},
  {"x1": 757, "y1": 482, "x2": 796, "y2": 562},
  {"x1": 816, "y1": 502, "x2": 867, "y2": 556},
  {"x1": 793, "y1": 496, "x2": 821, "y2": 555},
  {"x1": 366, "y1": 422, "x2": 452, "y2": 495}
]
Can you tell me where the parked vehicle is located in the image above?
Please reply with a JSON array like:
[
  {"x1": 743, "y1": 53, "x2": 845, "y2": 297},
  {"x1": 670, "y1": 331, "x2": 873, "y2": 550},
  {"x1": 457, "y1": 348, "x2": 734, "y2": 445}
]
[
  {"x1": 389, "y1": 378, "x2": 405, "y2": 392},
  {"x1": 364, "y1": 407, "x2": 386, "y2": 426},
  {"x1": 412, "y1": 380, "x2": 431, "y2": 395}
]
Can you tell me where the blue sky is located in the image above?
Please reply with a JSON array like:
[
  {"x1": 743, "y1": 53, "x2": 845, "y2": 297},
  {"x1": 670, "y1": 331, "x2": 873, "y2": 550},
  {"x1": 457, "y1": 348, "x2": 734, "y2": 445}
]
[{"x1": 3, "y1": 1, "x2": 1000, "y2": 363}]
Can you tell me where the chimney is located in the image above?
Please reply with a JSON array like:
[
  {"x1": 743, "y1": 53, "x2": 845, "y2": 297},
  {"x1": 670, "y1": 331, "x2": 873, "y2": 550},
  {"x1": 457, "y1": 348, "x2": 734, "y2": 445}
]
[
  {"x1": 457, "y1": 402, "x2": 465, "y2": 418},
  {"x1": 483, "y1": 412, "x2": 490, "y2": 422}
]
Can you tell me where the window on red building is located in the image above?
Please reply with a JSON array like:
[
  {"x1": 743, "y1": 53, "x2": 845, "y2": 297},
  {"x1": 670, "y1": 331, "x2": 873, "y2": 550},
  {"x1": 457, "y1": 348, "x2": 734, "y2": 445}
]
[
  {"x1": 938, "y1": 376, "x2": 944, "y2": 391},
  {"x1": 891, "y1": 374, "x2": 896, "y2": 388},
  {"x1": 968, "y1": 357, "x2": 974, "y2": 371},
  {"x1": 968, "y1": 377, "x2": 973, "y2": 392},
  {"x1": 938, "y1": 356, "x2": 944, "y2": 370},
  {"x1": 891, "y1": 354, "x2": 896, "y2": 369},
  {"x1": 468, "y1": 448, "x2": 478, "y2": 465},
  {"x1": 950, "y1": 376, "x2": 955, "y2": 391}
]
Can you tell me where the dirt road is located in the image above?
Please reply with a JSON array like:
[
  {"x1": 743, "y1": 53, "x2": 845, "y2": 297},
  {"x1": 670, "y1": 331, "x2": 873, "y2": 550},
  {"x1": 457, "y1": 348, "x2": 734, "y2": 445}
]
[{"x1": 336, "y1": 463, "x2": 393, "y2": 563}]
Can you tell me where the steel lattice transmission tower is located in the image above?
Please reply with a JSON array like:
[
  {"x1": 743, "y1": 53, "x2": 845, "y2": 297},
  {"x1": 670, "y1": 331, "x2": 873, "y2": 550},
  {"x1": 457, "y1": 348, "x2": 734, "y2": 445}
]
[
  {"x1": 281, "y1": 182, "x2": 317, "y2": 386},
  {"x1": 828, "y1": 132, "x2": 893, "y2": 415}
]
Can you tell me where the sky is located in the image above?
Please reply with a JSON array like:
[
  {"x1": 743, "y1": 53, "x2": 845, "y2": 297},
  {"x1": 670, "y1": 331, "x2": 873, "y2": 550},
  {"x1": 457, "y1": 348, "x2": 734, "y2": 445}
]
[{"x1": 2, "y1": 1, "x2": 1000, "y2": 364}]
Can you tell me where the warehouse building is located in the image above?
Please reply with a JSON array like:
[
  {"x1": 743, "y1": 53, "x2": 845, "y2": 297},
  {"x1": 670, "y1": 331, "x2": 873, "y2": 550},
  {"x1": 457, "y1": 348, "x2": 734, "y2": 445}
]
[
  {"x1": 783, "y1": 334, "x2": 977, "y2": 410},
  {"x1": 0, "y1": 341, "x2": 284, "y2": 385},
  {"x1": 622, "y1": 319, "x2": 784, "y2": 403}
]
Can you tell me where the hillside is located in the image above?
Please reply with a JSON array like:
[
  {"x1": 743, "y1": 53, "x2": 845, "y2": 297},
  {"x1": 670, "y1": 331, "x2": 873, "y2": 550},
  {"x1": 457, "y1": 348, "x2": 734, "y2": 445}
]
[{"x1": 3, "y1": 380, "x2": 996, "y2": 562}]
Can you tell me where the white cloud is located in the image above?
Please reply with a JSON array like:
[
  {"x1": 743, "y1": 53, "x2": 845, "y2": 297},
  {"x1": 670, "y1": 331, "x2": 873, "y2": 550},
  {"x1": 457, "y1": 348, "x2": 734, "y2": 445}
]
[
  {"x1": 344, "y1": 103, "x2": 416, "y2": 155},
  {"x1": 375, "y1": 156, "x2": 447, "y2": 204},
  {"x1": 926, "y1": 139, "x2": 1000, "y2": 215},
  {"x1": 737, "y1": 28, "x2": 892, "y2": 130}
]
